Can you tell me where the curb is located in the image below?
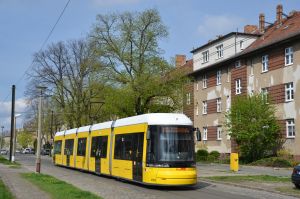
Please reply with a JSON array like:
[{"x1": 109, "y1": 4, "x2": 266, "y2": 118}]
[{"x1": 199, "y1": 178, "x2": 299, "y2": 198}]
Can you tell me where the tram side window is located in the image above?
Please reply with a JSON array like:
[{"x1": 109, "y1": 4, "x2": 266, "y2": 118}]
[
  {"x1": 91, "y1": 136, "x2": 108, "y2": 158},
  {"x1": 54, "y1": 140, "x2": 62, "y2": 154},
  {"x1": 64, "y1": 139, "x2": 74, "y2": 155},
  {"x1": 114, "y1": 134, "x2": 133, "y2": 160},
  {"x1": 77, "y1": 138, "x2": 87, "y2": 156}
]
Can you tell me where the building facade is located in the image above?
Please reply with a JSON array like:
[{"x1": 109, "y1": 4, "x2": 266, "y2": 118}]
[{"x1": 184, "y1": 5, "x2": 300, "y2": 160}]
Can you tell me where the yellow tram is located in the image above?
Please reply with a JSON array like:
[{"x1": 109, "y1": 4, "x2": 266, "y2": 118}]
[{"x1": 53, "y1": 113, "x2": 199, "y2": 186}]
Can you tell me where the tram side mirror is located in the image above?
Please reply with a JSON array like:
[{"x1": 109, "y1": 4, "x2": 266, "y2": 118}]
[{"x1": 194, "y1": 128, "x2": 201, "y2": 141}]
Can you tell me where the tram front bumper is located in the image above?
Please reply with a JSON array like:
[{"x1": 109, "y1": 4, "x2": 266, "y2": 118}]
[{"x1": 155, "y1": 168, "x2": 197, "y2": 186}]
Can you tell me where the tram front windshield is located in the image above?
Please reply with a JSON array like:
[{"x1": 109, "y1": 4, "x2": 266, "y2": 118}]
[{"x1": 147, "y1": 125, "x2": 195, "y2": 167}]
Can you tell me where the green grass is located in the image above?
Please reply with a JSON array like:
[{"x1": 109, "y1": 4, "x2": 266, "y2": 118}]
[
  {"x1": 0, "y1": 178, "x2": 14, "y2": 199},
  {"x1": 0, "y1": 156, "x2": 20, "y2": 166},
  {"x1": 203, "y1": 175, "x2": 290, "y2": 183},
  {"x1": 276, "y1": 186, "x2": 300, "y2": 196},
  {"x1": 21, "y1": 173, "x2": 102, "y2": 199}
]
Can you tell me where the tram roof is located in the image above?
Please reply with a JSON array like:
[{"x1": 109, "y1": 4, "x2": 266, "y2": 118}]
[
  {"x1": 91, "y1": 121, "x2": 113, "y2": 131},
  {"x1": 77, "y1": 125, "x2": 91, "y2": 133},
  {"x1": 113, "y1": 113, "x2": 192, "y2": 127},
  {"x1": 55, "y1": 130, "x2": 65, "y2": 136}
]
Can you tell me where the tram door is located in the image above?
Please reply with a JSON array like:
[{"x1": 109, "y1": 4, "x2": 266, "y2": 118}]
[
  {"x1": 92, "y1": 136, "x2": 108, "y2": 174},
  {"x1": 132, "y1": 133, "x2": 144, "y2": 182}
]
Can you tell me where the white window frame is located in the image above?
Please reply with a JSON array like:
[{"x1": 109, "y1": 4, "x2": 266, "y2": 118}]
[
  {"x1": 217, "y1": 98, "x2": 222, "y2": 112},
  {"x1": 196, "y1": 82, "x2": 199, "y2": 91},
  {"x1": 285, "y1": 82, "x2": 294, "y2": 102},
  {"x1": 261, "y1": 88, "x2": 268, "y2": 103},
  {"x1": 235, "y1": 60, "x2": 241, "y2": 68},
  {"x1": 186, "y1": 93, "x2": 191, "y2": 105},
  {"x1": 240, "y1": 40, "x2": 244, "y2": 50},
  {"x1": 196, "y1": 103, "x2": 199, "y2": 116},
  {"x1": 202, "y1": 101, "x2": 207, "y2": 114},
  {"x1": 217, "y1": 127, "x2": 222, "y2": 140},
  {"x1": 286, "y1": 119, "x2": 295, "y2": 138},
  {"x1": 203, "y1": 127, "x2": 207, "y2": 141},
  {"x1": 262, "y1": 55, "x2": 269, "y2": 72},
  {"x1": 202, "y1": 74, "x2": 207, "y2": 88},
  {"x1": 227, "y1": 67, "x2": 230, "y2": 82},
  {"x1": 285, "y1": 47, "x2": 293, "y2": 66},
  {"x1": 250, "y1": 59, "x2": 254, "y2": 76},
  {"x1": 202, "y1": 50, "x2": 209, "y2": 63},
  {"x1": 216, "y1": 44, "x2": 223, "y2": 59},
  {"x1": 226, "y1": 95, "x2": 231, "y2": 111},
  {"x1": 216, "y1": 70, "x2": 221, "y2": 85},
  {"x1": 235, "y1": 79, "x2": 242, "y2": 95}
]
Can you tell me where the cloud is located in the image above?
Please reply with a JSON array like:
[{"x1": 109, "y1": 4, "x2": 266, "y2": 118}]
[
  {"x1": 92, "y1": 0, "x2": 140, "y2": 6},
  {"x1": 197, "y1": 15, "x2": 245, "y2": 38},
  {"x1": 0, "y1": 98, "x2": 28, "y2": 130}
]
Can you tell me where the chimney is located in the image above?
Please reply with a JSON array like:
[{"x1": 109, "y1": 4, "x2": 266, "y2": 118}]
[
  {"x1": 175, "y1": 55, "x2": 186, "y2": 67},
  {"x1": 276, "y1": 4, "x2": 283, "y2": 25},
  {"x1": 259, "y1": 13, "x2": 265, "y2": 33},
  {"x1": 244, "y1": 25, "x2": 258, "y2": 34}
]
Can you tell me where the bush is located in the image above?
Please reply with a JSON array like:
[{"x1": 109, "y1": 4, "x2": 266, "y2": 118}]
[
  {"x1": 196, "y1": 149, "x2": 208, "y2": 161},
  {"x1": 250, "y1": 157, "x2": 293, "y2": 168},
  {"x1": 209, "y1": 151, "x2": 220, "y2": 160}
]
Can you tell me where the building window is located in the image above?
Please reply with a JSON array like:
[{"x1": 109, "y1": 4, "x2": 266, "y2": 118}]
[
  {"x1": 261, "y1": 88, "x2": 268, "y2": 103},
  {"x1": 285, "y1": 47, "x2": 293, "y2": 66},
  {"x1": 250, "y1": 59, "x2": 254, "y2": 76},
  {"x1": 240, "y1": 40, "x2": 244, "y2": 50},
  {"x1": 202, "y1": 101, "x2": 207, "y2": 114},
  {"x1": 202, "y1": 74, "x2": 207, "y2": 88},
  {"x1": 285, "y1": 82, "x2": 294, "y2": 102},
  {"x1": 217, "y1": 98, "x2": 222, "y2": 112},
  {"x1": 216, "y1": 70, "x2": 221, "y2": 85},
  {"x1": 203, "y1": 127, "x2": 207, "y2": 141},
  {"x1": 217, "y1": 127, "x2": 222, "y2": 140},
  {"x1": 202, "y1": 50, "x2": 209, "y2": 63},
  {"x1": 196, "y1": 82, "x2": 199, "y2": 91},
  {"x1": 216, "y1": 44, "x2": 223, "y2": 59},
  {"x1": 227, "y1": 67, "x2": 230, "y2": 82},
  {"x1": 226, "y1": 95, "x2": 230, "y2": 111},
  {"x1": 235, "y1": 79, "x2": 242, "y2": 94},
  {"x1": 196, "y1": 103, "x2": 199, "y2": 116},
  {"x1": 235, "y1": 60, "x2": 241, "y2": 68},
  {"x1": 286, "y1": 119, "x2": 295, "y2": 138},
  {"x1": 186, "y1": 93, "x2": 191, "y2": 105},
  {"x1": 262, "y1": 55, "x2": 269, "y2": 72}
]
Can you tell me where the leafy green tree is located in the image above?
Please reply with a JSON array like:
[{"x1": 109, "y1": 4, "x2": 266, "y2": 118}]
[
  {"x1": 225, "y1": 94, "x2": 283, "y2": 163},
  {"x1": 90, "y1": 9, "x2": 187, "y2": 115},
  {"x1": 17, "y1": 130, "x2": 34, "y2": 148}
]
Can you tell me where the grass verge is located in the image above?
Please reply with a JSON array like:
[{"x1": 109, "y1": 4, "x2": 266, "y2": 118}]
[
  {"x1": 203, "y1": 175, "x2": 290, "y2": 183},
  {"x1": 21, "y1": 173, "x2": 102, "y2": 199},
  {"x1": 0, "y1": 156, "x2": 20, "y2": 166},
  {"x1": 0, "y1": 178, "x2": 14, "y2": 199},
  {"x1": 276, "y1": 186, "x2": 300, "y2": 196}
]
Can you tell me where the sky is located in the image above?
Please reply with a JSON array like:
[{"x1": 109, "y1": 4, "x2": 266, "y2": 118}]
[{"x1": 0, "y1": 0, "x2": 299, "y2": 131}]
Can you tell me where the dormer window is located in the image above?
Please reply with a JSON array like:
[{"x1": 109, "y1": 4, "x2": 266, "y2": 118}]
[
  {"x1": 202, "y1": 50, "x2": 209, "y2": 63},
  {"x1": 216, "y1": 44, "x2": 223, "y2": 59},
  {"x1": 235, "y1": 60, "x2": 241, "y2": 68},
  {"x1": 240, "y1": 40, "x2": 244, "y2": 50}
]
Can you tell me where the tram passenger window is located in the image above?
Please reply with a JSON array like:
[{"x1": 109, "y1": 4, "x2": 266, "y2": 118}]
[
  {"x1": 114, "y1": 134, "x2": 133, "y2": 160},
  {"x1": 64, "y1": 139, "x2": 74, "y2": 155},
  {"x1": 91, "y1": 136, "x2": 108, "y2": 158},
  {"x1": 77, "y1": 138, "x2": 87, "y2": 156},
  {"x1": 54, "y1": 140, "x2": 62, "y2": 154}
]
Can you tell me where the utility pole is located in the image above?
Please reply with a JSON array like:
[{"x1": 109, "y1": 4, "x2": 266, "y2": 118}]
[
  {"x1": 9, "y1": 85, "x2": 15, "y2": 162},
  {"x1": 36, "y1": 86, "x2": 47, "y2": 173},
  {"x1": 12, "y1": 114, "x2": 21, "y2": 162},
  {"x1": 0, "y1": 126, "x2": 4, "y2": 149}
]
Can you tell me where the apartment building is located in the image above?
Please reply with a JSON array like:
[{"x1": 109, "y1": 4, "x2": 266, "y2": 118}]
[{"x1": 184, "y1": 5, "x2": 300, "y2": 159}]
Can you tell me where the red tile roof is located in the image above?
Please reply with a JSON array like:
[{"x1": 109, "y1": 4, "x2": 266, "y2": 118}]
[{"x1": 242, "y1": 11, "x2": 300, "y2": 54}]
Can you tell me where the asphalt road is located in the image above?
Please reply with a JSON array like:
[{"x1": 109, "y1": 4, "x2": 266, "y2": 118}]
[{"x1": 14, "y1": 154, "x2": 297, "y2": 199}]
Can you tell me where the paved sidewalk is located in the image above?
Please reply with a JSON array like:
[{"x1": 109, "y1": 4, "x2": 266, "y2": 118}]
[
  {"x1": 197, "y1": 163, "x2": 293, "y2": 177},
  {"x1": 0, "y1": 164, "x2": 51, "y2": 199}
]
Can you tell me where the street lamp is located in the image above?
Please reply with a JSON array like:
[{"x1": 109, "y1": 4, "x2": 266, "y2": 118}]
[{"x1": 12, "y1": 114, "x2": 21, "y2": 162}]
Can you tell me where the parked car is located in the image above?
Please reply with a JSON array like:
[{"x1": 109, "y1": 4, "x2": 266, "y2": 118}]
[
  {"x1": 292, "y1": 164, "x2": 300, "y2": 189},
  {"x1": 22, "y1": 148, "x2": 34, "y2": 154},
  {"x1": 0, "y1": 149, "x2": 8, "y2": 155},
  {"x1": 41, "y1": 149, "x2": 51, "y2": 156}
]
